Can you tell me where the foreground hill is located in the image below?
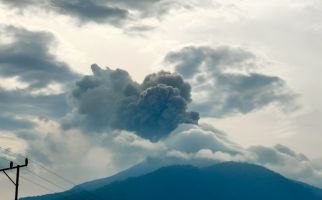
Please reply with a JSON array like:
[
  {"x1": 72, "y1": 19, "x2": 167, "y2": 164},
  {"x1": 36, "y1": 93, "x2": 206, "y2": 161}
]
[{"x1": 23, "y1": 162, "x2": 322, "y2": 200}]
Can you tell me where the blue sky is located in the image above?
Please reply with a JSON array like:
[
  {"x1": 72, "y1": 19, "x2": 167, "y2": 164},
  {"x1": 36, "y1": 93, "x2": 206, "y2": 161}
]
[{"x1": 0, "y1": 0, "x2": 322, "y2": 198}]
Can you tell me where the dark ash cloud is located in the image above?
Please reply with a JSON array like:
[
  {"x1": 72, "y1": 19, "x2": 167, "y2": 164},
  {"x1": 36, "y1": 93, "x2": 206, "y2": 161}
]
[
  {"x1": 0, "y1": 26, "x2": 79, "y2": 89},
  {"x1": 164, "y1": 45, "x2": 298, "y2": 117},
  {"x1": 64, "y1": 64, "x2": 199, "y2": 141},
  {"x1": 142, "y1": 71, "x2": 192, "y2": 102}
]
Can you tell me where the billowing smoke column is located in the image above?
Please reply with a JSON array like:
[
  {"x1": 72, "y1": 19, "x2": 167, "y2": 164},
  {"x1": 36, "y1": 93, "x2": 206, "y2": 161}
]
[{"x1": 66, "y1": 64, "x2": 199, "y2": 141}]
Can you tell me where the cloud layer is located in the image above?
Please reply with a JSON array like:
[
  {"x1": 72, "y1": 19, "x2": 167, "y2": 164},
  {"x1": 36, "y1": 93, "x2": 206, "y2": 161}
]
[
  {"x1": 0, "y1": 0, "x2": 191, "y2": 27},
  {"x1": 64, "y1": 64, "x2": 199, "y2": 141},
  {"x1": 165, "y1": 45, "x2": 298, "y2": 117}
]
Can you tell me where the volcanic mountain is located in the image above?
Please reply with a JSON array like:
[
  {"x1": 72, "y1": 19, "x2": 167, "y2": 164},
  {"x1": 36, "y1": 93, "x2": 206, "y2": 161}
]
[{"x1": 23, "y1": 161, "x2": 322, "y2": 200}]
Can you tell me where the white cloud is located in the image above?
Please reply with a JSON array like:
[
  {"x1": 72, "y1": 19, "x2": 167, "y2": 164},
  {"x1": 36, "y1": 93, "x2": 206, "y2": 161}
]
[
  {"x1": 4, "y1": 120, "x2": 321, "y2": 197},
  {"x1": 0, "y1": 77, "x2": 29, "y2": 91}
]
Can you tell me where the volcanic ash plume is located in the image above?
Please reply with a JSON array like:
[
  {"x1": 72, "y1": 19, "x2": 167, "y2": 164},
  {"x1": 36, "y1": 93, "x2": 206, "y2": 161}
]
[{"x1": 64, "y1": 64, "x2": 199, "y2": 141}]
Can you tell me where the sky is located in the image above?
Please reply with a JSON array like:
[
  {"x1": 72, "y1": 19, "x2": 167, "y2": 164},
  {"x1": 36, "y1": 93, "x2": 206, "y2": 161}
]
[{"x1": 0, "y1": 0, "x2": 322, "y2": 199}]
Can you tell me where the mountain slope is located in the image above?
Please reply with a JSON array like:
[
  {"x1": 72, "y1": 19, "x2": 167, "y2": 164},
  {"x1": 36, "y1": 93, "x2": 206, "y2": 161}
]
[
  {"x1": 77, "y1": 156, "x2": 217, "y2": 191},
  {"x1": 76, "y1": 157, "x2": 187, "y2": 191},
  {"x1": 23, "y1": 162, "x2": 322, "y2": 200}
]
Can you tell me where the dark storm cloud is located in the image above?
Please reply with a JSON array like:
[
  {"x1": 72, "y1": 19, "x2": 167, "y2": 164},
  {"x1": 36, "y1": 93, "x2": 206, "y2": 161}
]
[
  {"x1": 0, "y1": 26, "x2": 79, "y2": 89},
  {"x1": 64, "y1": 64, "x2": 199, "y2": 141},
  {"x1": 50, "y1": 0, "x2": 129, "y2": 25},
  {"x1": 164, "y1": 45, "x2": 297, "y2": 117},
  {"x1": 0, "y1": 0, "x2": 188, "y2": 26},
  {"x1": 0, "y1": 25, "x2": 75, "y2": 134},
  {"x1": 165, "y1": 46, "x2": 257, "y2": 78}
]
